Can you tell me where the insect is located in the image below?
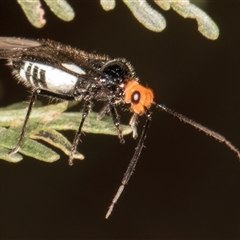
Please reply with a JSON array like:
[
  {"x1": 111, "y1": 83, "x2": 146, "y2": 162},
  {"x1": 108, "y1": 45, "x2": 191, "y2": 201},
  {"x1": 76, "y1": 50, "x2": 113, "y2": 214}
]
[{"x1": 0, "y1": 37, "x2": 239, "y2": 219}]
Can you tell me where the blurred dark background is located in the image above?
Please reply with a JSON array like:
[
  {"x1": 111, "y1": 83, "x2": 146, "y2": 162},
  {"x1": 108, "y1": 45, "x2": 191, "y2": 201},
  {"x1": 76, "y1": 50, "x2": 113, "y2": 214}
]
[{"x1": 0, "y1": 0, "x2": 240, "y2": 239}]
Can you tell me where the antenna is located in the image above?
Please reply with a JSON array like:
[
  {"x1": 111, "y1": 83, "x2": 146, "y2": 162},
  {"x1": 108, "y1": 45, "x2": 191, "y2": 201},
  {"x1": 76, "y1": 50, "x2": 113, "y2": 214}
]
[
  {"x1": 156, "y1": 103, "x2": 240, "y2": 160},
  {"x1": 105, "y1": 111, "x2": 152, "y2": 219}
]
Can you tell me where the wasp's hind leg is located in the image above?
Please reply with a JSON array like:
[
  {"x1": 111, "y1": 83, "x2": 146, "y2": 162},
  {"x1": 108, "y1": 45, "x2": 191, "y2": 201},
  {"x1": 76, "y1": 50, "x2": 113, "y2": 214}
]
[
  {"x1": 8, "y1": 88, "x2": 75, "y2": 157},
  {"x1": 8, "y1": 89, "x2": 38, "y2": 156}
]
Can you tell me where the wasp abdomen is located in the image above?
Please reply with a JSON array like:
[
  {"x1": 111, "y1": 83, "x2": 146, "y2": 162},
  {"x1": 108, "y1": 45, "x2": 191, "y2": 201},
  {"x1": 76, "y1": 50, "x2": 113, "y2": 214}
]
[{"x1": 12, "y1": 60, "x2": 79, "y2": 93}]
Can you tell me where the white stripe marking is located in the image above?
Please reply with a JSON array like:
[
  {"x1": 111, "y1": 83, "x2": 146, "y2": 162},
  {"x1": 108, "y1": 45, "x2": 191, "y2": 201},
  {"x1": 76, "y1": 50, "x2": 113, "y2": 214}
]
[
  {"x1": 62, "y1": 63, "x2": 85, "y2": 75},
  {"x1": 19, "y1": 61, "x2": 78, "y2": 92}
]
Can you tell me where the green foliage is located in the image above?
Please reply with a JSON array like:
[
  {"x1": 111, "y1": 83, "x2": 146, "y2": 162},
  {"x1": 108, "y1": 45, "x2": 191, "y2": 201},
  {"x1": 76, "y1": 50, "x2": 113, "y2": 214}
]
[
  {"x1": 0, "y1": 101, "x2": 132, "y2": 163},
  {"x1": 16, "y1": 0, "x2": 219, "y2": 40}
]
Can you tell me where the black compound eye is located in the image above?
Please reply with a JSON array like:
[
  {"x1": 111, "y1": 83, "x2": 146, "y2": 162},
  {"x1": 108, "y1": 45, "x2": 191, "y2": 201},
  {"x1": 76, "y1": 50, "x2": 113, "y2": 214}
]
[{"x1": 131, "y1": 90, "x2": 140, "y2": 104}]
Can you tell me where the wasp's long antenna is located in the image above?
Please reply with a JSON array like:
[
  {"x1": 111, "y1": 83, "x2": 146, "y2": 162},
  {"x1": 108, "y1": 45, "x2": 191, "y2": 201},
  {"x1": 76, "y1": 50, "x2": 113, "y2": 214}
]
[
  {"x1": 105, "y1": 111, "x2": 152, "y2": 219},
  {"x1": 156, "y1": 103, "x2": 240, "y2": 160}
]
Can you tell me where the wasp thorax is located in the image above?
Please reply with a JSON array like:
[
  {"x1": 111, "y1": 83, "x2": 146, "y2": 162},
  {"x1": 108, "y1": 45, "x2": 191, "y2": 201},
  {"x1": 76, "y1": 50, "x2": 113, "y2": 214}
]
[{"x1": 101, "y1": 60, "x2": 134, "y2": 84}]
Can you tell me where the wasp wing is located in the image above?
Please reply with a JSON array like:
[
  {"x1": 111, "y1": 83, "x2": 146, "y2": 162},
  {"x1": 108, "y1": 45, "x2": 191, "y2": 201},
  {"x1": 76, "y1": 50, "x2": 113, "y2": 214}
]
[
  {"x1": 0, "y1": 37, "x2": 109, "y2": 78},
  {"x1": 0, "y1": 37, "x2": 41, "y2": 49},
  {"x1": 0, "y1": 37, "x2": 122, "y2": 98},
  {"x1": 0, "y1": 37, "x2": 42, "y2": 58}
]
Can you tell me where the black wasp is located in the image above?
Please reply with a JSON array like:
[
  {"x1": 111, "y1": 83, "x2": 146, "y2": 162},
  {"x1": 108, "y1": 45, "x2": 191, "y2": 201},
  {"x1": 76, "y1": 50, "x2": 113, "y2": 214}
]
[{"x1": 0, "y1": 37, "x2": 239, "y2": 218}]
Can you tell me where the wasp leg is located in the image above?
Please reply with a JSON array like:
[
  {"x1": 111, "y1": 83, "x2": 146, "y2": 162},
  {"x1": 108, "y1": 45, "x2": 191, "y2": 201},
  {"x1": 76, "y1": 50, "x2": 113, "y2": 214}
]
[
  {"x1": 8, "y1": 88, "x2": 75, "y2": 156},
  {"x1": 97, "y1": 103, "x2": 110, "y2": 121},
  {"x1": 68, "y1": 100, "x2": 92, "y2": 166},
  {"x1": 129, "y1": 113, "x2": 139, "y2": 139},
  {"x1": 109, "y1": 104, "x2": 125, "y2": 144}
]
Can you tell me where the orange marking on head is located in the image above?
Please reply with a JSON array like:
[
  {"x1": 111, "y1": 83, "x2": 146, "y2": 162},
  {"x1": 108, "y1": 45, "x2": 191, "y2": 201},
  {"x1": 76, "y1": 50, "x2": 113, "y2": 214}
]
[{"x1": 124, "y1": 80, "x2": 154, "y2": 115}]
